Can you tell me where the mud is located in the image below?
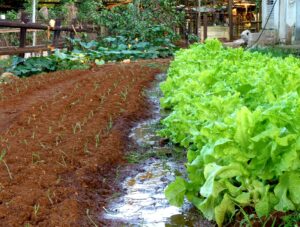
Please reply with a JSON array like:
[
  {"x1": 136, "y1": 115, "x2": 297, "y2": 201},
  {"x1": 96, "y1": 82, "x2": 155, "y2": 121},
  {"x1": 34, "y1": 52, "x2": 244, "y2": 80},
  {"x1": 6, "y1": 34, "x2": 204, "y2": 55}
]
[
  {"x1": 102, "y1": 74, "x2": 214, "y2": 227},
  {"x1": 0, "y1": 60, "x2": 169, "y2": 226}
]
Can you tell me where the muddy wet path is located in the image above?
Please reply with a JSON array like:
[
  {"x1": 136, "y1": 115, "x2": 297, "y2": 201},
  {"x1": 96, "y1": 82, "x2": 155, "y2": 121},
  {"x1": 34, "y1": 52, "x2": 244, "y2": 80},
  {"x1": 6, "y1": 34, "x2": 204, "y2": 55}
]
[{"x1": 102, "y1": 74, "x2": 213, "y2": 226}]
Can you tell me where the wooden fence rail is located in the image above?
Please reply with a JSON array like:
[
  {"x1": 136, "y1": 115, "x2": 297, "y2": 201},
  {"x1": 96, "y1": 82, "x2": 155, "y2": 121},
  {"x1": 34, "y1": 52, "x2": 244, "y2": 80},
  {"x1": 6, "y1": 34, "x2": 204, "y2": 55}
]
[{"x1": 0, "y1": 13, "x2": 95, "y2": 57}]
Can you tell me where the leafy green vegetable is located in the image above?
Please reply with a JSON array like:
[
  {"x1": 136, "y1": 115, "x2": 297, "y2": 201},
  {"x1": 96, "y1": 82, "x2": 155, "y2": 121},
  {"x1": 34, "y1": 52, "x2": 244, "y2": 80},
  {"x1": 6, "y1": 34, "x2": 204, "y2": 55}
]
[
  {"x1": 165, "y1": 177, "x2": 186, "y2": 206},
  {"x1": 6, "y1": 36, "x2": 176, "y2": 77},
  {"x1": 161, "y1": 39, "x2": 300, "y2": 226}
]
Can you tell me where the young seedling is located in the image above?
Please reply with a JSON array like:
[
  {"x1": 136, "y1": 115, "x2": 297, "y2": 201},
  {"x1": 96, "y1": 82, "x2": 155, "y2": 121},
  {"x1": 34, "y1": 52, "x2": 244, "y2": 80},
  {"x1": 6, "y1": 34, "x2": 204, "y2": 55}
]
[
  {"x1": 46, "y1": 189, "x2": 54, "y2": 205},
  {"x1": 32, "y1": 152, "x2": 43, "y2": 164},
  {"x1": 105, "y1": 116, "x2": 113, "y2": 134},
  {"x1": 83, "y1": 143, "x2": 90, "y2": 154},
  {"x1": 86, "y1": 209, "x2": 98, "y2": 227},
  {"x1": 9, "y1": 131, "x2": 16, "y2": 137},
  {"x1": 48, "y1": 126, "x2": 52, "y2": 134},
  {"x1": 39, "y1": 142, "x2": 47, "y2": 150},
  {"x1": 0, "y1": 149, "x2": 13, "y2": 180},
  {"x1": 70, "y1": 99, "x2": 80, "y2": 107},
  {"x1": 56, "y1": 156, "x2": 67, "y2": 168},
  {"x1": 31, "y1": 131, "x2": 36, "y2": 140},
  {"x1": 56, "y1": 150, "x2": 68, "y2": 168},
  {"x1": 106, "y1": 88, "x2": 111, "y2": 95},
  {"x1": 55, "y1": 135, "x2": 63, "y2": 146},
  {"x1": 88, "y1": 110, "x2": 94, "y2": 119},
  {"x1": 72, "y1": 122, "x2": 82, "y2": 134},
  {"x1": 95, "y1": 133, "x2": 101, "y2": 148},
  {"x1": 33, "y1": 204, "x2": 40, "y2": 217},
  {"x1": 82, "y1": 117, "x2": 88, "y2": 126},
  {"x1": 99, "y1": 95, "x2": 106, "y2": 105},
  {"x1": 120, "y1": 88, "x2": 128, "y2": 101},
  {"x1": 93, "y1": 82, "x2": 100, "y2": 91},
  {"x1": 56, "y1": 175, "x2": 62, "y2": 184},
  {"x1": 27, "y1": 116, "x2": 31, "y2": 125}
]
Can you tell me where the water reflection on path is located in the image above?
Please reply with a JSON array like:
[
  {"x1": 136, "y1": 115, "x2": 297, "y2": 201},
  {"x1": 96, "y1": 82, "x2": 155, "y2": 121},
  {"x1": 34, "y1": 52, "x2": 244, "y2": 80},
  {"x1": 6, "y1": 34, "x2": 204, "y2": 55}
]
[{"x1": 103, "y1": 74, "x2": 213, "y2": 227}]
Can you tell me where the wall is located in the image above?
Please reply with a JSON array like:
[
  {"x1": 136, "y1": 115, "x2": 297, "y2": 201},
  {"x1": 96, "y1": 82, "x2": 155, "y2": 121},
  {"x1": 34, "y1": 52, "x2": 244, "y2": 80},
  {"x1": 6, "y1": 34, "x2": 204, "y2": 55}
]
[
  {"x1": 296, "y1": 0, "x2": 300, "y2": 41},
  {"x1": 262, "y1": 0, "x2": 297, "y2": 44},
  {"x1": 285, "y1": 0, "x2": 296, "y2": 44},
  {"x1": 201, "y1": 26, "x2": 230, "y2": 41}
]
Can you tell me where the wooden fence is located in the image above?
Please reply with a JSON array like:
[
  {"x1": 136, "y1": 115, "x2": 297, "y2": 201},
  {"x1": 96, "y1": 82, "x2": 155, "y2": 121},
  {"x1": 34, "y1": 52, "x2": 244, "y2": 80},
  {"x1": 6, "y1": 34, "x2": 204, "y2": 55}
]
[{"x1": 0, "y1": 13, "x2": 95, "y2": 57}]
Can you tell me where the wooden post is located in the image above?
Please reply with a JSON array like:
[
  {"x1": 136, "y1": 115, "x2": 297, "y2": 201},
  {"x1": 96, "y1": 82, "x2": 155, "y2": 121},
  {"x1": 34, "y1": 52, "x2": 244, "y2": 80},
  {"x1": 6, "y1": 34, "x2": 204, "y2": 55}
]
[
  {"x1": 185, "y1": 18, "x2": 189, "y2": 46},
  {"x1": 52, "y1": 19, "x2": 62, "y2": 48},
  {"x1": 68, "y1": 19, "x2": 76, "y2": 51},
  {"x1": 228, "y1": 0, "x2": 234, "y2": 41},
  {"x1": 197, "y1": 0, "x2": 202, "y2": 42},
  {"x1": 203, "y1": 13, "x2": 208, "y2": 41},
  {"x1": 19, "y1": 12, "x2": 29, "y2": 58},
  {"x1": 237, "y1": 13, "x2": 240, "y2": 36}
]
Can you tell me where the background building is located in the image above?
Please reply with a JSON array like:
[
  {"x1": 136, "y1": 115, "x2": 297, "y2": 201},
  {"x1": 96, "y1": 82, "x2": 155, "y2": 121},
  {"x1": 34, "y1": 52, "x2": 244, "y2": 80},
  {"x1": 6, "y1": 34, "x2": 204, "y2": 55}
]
[{"x1": 261, "y1": 0, "x2": 300, "y2": 44}]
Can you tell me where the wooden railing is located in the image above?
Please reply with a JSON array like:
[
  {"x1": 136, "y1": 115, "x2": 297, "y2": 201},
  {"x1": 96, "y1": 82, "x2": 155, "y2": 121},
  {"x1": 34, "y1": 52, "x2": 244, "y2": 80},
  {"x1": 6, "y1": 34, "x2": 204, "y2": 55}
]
[{"x1": 0, "y1": 13, "x2": 96, "y2": 57}]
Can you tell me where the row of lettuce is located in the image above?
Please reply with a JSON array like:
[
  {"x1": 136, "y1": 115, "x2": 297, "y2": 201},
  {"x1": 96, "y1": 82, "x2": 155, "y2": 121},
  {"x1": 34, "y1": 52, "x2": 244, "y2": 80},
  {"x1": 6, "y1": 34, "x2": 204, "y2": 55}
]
[
  {"x1": 161, "y1": 40, "x2": 300, "y2": 226},
  {"x1": 3, "y1": 35, "x2": 175, "y2": 77}
]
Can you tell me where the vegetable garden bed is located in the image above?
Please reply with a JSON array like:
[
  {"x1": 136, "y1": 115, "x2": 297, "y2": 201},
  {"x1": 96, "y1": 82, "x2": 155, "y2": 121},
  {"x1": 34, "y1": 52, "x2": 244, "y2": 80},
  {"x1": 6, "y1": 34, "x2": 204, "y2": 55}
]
[
  {"x1": 161, "y1": 40, "x2": 300, "y2": 226},
  {"x1": 0, "y1": 59, "x2": 168, "y2": 226}
]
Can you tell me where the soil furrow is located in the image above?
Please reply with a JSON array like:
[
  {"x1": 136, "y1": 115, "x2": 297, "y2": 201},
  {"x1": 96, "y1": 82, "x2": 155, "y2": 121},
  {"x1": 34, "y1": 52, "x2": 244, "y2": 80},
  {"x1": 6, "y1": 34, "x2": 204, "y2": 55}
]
[{"x1": 0, "y1": 59, "x2": 169, "y2": 227}]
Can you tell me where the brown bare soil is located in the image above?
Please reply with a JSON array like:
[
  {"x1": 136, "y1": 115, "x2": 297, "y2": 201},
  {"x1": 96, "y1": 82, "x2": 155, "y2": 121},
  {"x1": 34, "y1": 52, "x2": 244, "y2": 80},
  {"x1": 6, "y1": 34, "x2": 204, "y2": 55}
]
[{"x1": 0, "y1": 60, "x2": 169, "y2": 226}]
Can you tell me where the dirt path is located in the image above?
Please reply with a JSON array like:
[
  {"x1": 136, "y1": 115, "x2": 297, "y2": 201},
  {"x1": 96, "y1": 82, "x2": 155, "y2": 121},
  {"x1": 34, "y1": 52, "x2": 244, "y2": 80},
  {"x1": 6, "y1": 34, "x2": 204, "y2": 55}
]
[{"x1": 0, "y1": 60, "x2": 169, "y2": 226}]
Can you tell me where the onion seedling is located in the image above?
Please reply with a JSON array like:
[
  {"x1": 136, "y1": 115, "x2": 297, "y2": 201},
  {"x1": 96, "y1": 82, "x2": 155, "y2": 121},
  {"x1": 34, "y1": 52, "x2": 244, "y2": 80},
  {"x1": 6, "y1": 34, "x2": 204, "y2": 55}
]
[
  {"x1": 120, "y1": 88, "x2": 128, "y2": 101},
  {"x1": 33, "y1": 204, "x2": 40, "y2": 217},
  {"x1": 95, "y1": 133, "x2": 100, "y2": 148},
  {"x1": 72, "y1": 122, "x2": 82, "y2": 134},
  {"x1": 0, "y1": 149, "x2": 13, "y2": 180}
]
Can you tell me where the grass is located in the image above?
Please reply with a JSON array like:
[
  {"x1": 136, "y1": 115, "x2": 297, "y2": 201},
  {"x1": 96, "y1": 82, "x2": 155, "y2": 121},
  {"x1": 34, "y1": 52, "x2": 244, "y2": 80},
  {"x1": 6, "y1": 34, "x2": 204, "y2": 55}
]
[
  {"x1": 0, "y1": 58, "x2": 12, "y2": 74},
  {"x1": 144, "y1": 62, "x2": 169, "y2": 72},
  {"x1": 125, "y1": 149, "x2": 169, "y2": 164},
  {"x1": 235, "y1": 208, "x2": 300, "y2": 227},
  {"x1": 249, "y1": 46, "x2": 300, "y2": 58},
  {"x1": 281, "y1": 212, "x2": 300, "y2": 227}
]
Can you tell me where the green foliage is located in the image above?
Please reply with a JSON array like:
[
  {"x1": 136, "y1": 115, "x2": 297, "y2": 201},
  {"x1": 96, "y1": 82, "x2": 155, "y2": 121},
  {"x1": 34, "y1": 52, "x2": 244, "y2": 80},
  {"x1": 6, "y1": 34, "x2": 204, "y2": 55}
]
[
  {"x1": 6, "y1": 36, "x2": 175, "y2": 77},
  {"x1": 5, "y1": 10, "x2": 18, "y2": 20},
  {"x1": 282, "y1": 212, "x2": 300, "y2": 227},
  {"x1": 161, "y1": 40, "x2": 300, "y2": 226},
  {"x1": 76, "y1": 0, "x2": 102, "y2": 24},
  {"x1": 67, "y1": 35, "x2": 175, "y2": 61},
  {"x1": 0, "y1": 58, "x2": 12, "y2": 74},
  {"x1": 250, "y1": 47, "x2": 300, "y2": 58},
  {"x1": 7, "y1": 56, "x2": 57, "y2": 77},
  {"x1": 99, "y1": 0, "x2": 184, "y2": 43}
]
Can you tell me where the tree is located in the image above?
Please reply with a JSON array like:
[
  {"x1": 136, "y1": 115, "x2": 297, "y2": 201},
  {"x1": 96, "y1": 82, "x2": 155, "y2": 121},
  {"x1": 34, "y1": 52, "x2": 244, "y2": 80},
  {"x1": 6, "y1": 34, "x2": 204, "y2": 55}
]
[{"x1": 99, "y1": 0, "x2": 184, "y2": 42}]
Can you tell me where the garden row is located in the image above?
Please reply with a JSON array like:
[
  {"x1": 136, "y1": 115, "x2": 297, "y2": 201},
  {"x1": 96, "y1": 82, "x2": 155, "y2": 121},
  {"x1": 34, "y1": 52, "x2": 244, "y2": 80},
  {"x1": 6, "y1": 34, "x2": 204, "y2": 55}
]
[
  {"x1": 2, "y1": 35, "x2": 175, "y2": 77},
  {"x1": 160, "y1": 40, "x2": 300, "y2": 226},
  {"x1": 0, "y1": 60, "x2": 168, "y2": 226}
]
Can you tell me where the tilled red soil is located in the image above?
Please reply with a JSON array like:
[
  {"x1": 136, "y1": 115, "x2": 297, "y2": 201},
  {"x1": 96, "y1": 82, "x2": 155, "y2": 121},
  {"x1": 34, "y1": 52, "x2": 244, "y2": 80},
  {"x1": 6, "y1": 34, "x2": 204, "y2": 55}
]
[{"x1": 0, "y1": 60, "x2": 169, "y2": 226}]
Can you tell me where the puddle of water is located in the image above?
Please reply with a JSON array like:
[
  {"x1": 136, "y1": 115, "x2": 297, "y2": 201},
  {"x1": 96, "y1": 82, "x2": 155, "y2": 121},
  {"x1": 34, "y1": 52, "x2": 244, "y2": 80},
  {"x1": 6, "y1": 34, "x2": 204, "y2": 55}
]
[
  {"x1": 102, "y1": 74, "x2": 213, "y2": 227},
  {"x1": 104, "y1": 159, "x2": 181, "y2": 226}
]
